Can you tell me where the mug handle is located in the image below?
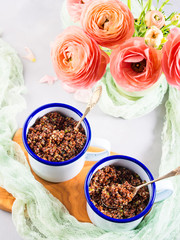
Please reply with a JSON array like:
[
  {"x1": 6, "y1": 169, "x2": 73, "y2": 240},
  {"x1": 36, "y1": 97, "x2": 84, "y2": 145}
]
[
  {"x1": 155, "y1": 179, "x2": 174, "y2": 203},
  {"x1": 85, "y1": 138, "x2": 111, "y2": 161}
]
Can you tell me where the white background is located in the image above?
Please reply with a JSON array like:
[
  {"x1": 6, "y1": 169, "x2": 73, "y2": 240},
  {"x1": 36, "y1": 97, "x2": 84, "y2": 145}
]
[{"x1": 0, "y1": 0, "x2": 178, "y2": 239}]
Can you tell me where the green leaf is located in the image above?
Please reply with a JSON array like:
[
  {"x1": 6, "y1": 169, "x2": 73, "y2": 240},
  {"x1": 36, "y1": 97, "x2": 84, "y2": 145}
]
[
  {"x1": 161, "y1": 37, "x2": 167, "y2": 44},
  {"x1": 137, "y1": 0, "x2": 142, "y2": 7},
  {"x1": 165, "y1": 12, "x2": 177, "y2": 21},
  {"x1": 127, "y1": 0, "x2": 131, "y2": 10},
  {"x1": 172, "y1": 20, "x2": 179, "y2": 25},
  {"x1": 161, "y1": 22, "x2": 172, "y2": 31},
  {"x1": 100, "y1": 46, "x2": 112, "y2": 56},
  {"x1": 137, "y1": 0, "x2": 152, "y2": 24},
  {"x1": 147, "y1": 0, "x2": 152, "y2": 11},
  {"x1": 139, "y1": 25, "x2": 147, "y2": 32},
  {"x1": 159, "y1": 0, "x2": 170, "y2": 12}
]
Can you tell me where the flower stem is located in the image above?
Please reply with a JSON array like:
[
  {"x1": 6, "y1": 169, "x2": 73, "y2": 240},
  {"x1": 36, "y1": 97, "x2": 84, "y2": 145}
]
[{"x1": 127, "y1": 0, "x2": 131, "y2": 10}]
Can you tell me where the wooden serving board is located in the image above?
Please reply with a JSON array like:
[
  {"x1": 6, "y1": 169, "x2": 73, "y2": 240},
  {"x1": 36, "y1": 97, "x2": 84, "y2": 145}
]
[{"x1": 0, "y1": 129, "x2": 115, "y2": 223}]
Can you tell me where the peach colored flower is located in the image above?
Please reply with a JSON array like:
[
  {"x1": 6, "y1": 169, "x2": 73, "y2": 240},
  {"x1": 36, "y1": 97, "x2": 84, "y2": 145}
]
[
  {"x1": 67, "y1": 0, "x2": 90, "y2": 22},
  {"x1": 162, "y1": 28, "x2": 180, "y2": 89},
  {"x1": 145, "y1": 10, "x2": 165, "y2": 29},
  {"x1": 110, "y1": 37, "x2": 162, "y2": 92},
  {"x1": 80, "y1": 0, "x2": 134, "y2": 48},
  {"x1": 51, "y1": 26, "x2": 109, "y2": 89},
  {"x1": 145, "y1": 26, "x2": 163, "y2": 48}
]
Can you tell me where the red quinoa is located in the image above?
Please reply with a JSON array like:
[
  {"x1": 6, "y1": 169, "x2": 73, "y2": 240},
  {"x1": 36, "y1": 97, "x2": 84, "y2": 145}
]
[
  {"x1": 89, "y1": 165, "x2": 149, "y2": 219},
  {"x1": 27, "y1": 111, "x2": 86, "y2": 162}
]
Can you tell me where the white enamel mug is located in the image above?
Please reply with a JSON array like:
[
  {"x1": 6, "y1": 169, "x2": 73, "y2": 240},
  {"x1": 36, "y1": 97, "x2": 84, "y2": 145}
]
[
  {"x1": 84, "y1": 155, "x2": 174, "y2": 232},
  {"x1": 22, "y1": 103, "x2": 110, "y2": 182}
]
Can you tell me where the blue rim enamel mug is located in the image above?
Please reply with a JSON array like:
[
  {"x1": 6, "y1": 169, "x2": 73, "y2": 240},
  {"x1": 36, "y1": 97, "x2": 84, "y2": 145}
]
[
  {"x1": 84, "y1": 155, "x2": 174, "y2": 231},
  {"x1": 22, "y1": 103, "x2": 111, "y2": 182}
]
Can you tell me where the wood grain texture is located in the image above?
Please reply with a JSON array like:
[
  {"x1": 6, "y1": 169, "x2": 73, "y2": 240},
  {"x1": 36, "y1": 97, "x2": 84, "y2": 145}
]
[{"x1": 0, "y1": 129, "x2": 115, "y2": 223}]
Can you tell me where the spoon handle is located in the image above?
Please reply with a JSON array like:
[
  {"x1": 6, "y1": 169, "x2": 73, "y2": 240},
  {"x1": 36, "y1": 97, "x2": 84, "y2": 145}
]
[
  {"x1": 137, "y1": 166, "x2": 180, "y2": 189},
  {"x1": 75, "y1": 86, "x2": 102, "y2": 130},
  {"x1": 75, "y1": 107, "x2": 91, "y2": 130}
]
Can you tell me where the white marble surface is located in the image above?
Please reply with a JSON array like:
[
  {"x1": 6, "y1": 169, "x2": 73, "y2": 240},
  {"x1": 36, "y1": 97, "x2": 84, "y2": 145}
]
[{"x1": 0, "y1": 0, "x2": 179, "y2": 239}]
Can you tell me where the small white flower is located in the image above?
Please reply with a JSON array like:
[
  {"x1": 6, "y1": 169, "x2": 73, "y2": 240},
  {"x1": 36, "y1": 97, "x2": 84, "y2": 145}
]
[
  {"x1": 144, "y1": 26, "x2": 163, "y2": 48},
  {"x1": 171, "y1": 14, "x2": 180, "y2": 24}
]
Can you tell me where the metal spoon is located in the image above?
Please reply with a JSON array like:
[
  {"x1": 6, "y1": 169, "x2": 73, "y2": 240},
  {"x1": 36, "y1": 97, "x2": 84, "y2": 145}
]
[
  {"x1": 74, "y1": 86, "x2": 102, "y2": 131},
  {"x1": 131, "y1": 166, "x2": 180, "y2": 197},
  {"x1": 101, "y1": 166, "x2": 180, "y2": 209}
]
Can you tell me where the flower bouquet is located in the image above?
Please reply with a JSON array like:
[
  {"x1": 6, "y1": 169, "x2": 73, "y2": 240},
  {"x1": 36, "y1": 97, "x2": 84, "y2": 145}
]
[{"x1": 51, "y1": 0, "x2": 180, "y2": 119}]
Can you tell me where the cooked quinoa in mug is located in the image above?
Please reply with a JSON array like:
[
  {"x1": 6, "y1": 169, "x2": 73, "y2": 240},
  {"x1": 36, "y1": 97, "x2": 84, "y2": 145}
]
[
  {"x1": 27, "y1": 111, "x2": 87, "y2": 162},
  {"x1": 89, "y1": 165, "x2": 149, "y2": 219}
]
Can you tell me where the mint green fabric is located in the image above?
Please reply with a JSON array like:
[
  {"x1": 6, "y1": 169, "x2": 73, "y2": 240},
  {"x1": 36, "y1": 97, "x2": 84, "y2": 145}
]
[
  {"x1": 98, "y1": 66, "x2": 168, "y2": 119},
  {"x1": 0, "y1": 38, "x2": 180, "y2": 240}
]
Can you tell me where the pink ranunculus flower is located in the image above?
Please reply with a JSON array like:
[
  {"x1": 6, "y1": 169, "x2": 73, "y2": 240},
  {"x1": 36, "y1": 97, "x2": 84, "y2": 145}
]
[
  {"x1": 110, "y1": 37, "x2": 162, "y2": 92},
  {"x1": 145, "y1": 10, "x2": 165, "y2": 29},
  {"x1": 51, "y1": 26, "x2": 109, "y2": 89},
  {"x1": 67, "y1": 0, "x2": 90, "y2": 22},
  {"x1": 80, "y1": 0, "x2": 134, "y2": 49},
  {"x1": 162, "y1": 27, "x2": 180, "y2": 89}
]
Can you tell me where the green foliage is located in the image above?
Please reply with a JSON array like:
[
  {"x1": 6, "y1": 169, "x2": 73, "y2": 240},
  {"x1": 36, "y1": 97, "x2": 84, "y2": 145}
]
[
  {"x1": 134, "y1": 0, "x2": 152, "y2": 37},
  {"x1": 165, "y1": 12, "x2": 177, "y2": 21},
  {"x1": 159, "y1": 0, "x2": 170, "y2": 11},
  {"x1": 137, "y1": 0, "x2": 144, "y2": 8},
  {"x1": 127, "y1": 0, "x2": 131, "y2": 10},
  {"x1": 100, "y1": 46, "x2": 112, "y2": 56},
  {"x1": 161, "y1": 14, "x2": 179, "y2": 37},
  {"x1": 158, "y1": 37, "x2": 168, "y2": 50}
]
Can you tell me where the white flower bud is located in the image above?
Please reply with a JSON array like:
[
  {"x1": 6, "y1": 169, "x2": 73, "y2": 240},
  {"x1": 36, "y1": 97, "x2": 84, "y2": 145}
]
[
  {"x1": 144, "y1": 26, "x2": 163, "y2": 48},
  {"x1": 171, "y1": 14, "x2": 180, "y2": 25}
]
